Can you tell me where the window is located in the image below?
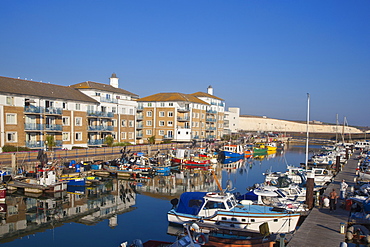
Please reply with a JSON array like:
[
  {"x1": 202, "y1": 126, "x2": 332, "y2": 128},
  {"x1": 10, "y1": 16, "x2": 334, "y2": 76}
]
[
  {"x1": 146, "y1": 120, "x2": 152, "y2": 126},
  {"x1": 112, "y1": 132, "x2": 117, "y2": 139},
  {"x1": 128, "y1": 132, "x2": 134, "y2": 139},
  {"x1": 168, "y1": 112, "x2": 173, "y2": 117},
  {"x1": 167, "y1": 121, "x2": 173, "y2": 126},
  {"x1": 148, "y1": 103, "x2": 152, "y2": 107},
  {"x1": 160, "y1": 102, "x2": 165, "y2": 107},
  {"x1": 75, "y1": 132, "x2": 82, "y2": 141},
  {"x1": 147, "y1": 111, "x2": 152, "y2": 117},
  {"x1": 122, "y1": 108, "x2": 126, "y2": 114},
  {"x1": 75, "y1": 117, "x2": 82, "y2": 126},
  {"x1": 146, "y1": 129, "x2": 152, "y2": 135},
  {"x1": 159, "y1": 121, "x2": 165, "y2": 126},
  {"x1": 112, "y1": 107, "x2": 116, "y2": 113},
  {"x1": 62, "y1": 132, "x2": 70, "y2": 141},
  {"x1": 112, "y1": 119, "x2": 117, "y2": 127},
  {"x1": 95, "y1": 92, "x2": 101, "y2": 96},
  {"x1": 121, "y1": 132, "x2": 127, "y2": 139},
  {"x1": 6, "y1": 96, "x2": 14, "y2": 105},
  {"x1": 129, "y1": 120, "x2": 134, "y2": 127},
  {"x1": 129, "y1": 108, "x2": 133, "y2": 115},
  {"x1": 62, "y1": 102, "x2": 67, "y2": 109},
  {"x1": 6, "y1": 132, "x2": 17, "y2": 142},
  {"x1": 6, "y1": 113, "x2": 16, "y2": 124},
  {"x1": 159, "y1": 130, "x2": 164, "y2": 135},
  {"x1": 159, "y1": 111, "x2": 165, "y2": 117},
  {"x1": 169, "y1": 103, "x2": 173, "y2": 106},
  {"x1": 62, "y1": 117, "x2": 70, "y2": 126},
  {"x1": 121, "y1": 120, "x2": 127, "y2": 127},
  {"x1": 75, "y1": 103, "x2": 81, "y2": 110}
]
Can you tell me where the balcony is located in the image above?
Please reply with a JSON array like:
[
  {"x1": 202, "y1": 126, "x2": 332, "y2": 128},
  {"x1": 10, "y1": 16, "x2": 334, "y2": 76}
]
[
  {"x1": 136, "y1": 132, "x2": 143, "y2": 139},
  {"x1": 24, "y1": 106, "x2": 44, "y2": 114},
  {"x1": 163, "y1": 135, "x2": 173, "y2": 139},
  {"x1": 100, "y1": 97, "x2": 118, "y2": 104},
  {"x1": 88, "y1": 139, "x2": 104, "y2": 145},
  {"x1": 137, "y1": 114, "x2": 143, "y2": 120},
  {"x1": 136, "y1": 123, "x2": 143, "y2": 129},
  {"x1": 177, "y1": 116, "x2": 190, "y2": 122},
  {"x1": 45, "y1": 124, "x2": 63, "y2": 131},
  {"x1": 137, "y1": 105, "x2": 143, "y2": 111},
  {"x1": 206, "y1": 127, "x2": 217, "y2": 131},
  {"x1": 206, "y1": 110, "x2": 217, "y2": 114},
  {"x1": 88, "y1": 125, "x2": 114, "y2": 131},
  {"x1": 25, "y1": 140, "x2": 44, "y2": 148},
  {"x1": 87, "y1": 110, "x2": 114, "y2": 118},
  {"x1": 45, "y1": 107, "x2": 63, "y2": 115},
  {"x1": 206, "y1": 118, "x2": 216, "y2": 122},
  {"x1": 25, "y1": 123, "x2": 43, "y2": 131},
  {"x1": 177, "y1": 107, "x2": 190, "y2": 112}
]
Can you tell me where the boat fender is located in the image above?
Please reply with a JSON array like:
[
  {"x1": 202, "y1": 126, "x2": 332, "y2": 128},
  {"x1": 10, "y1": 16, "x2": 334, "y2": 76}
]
[
  {"x1": 270, "y1": 180, "x2": 277, "y2": 186},
  {"x1": 346, "y1": 225, "x2": 370, "y2": 242},
  {"x1": 194, "y1": 233, "x2": 207, "y2": 245}
]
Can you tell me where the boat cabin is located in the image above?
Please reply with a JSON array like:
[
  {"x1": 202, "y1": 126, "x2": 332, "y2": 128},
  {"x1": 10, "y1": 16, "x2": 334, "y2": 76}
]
[{"x1": 175, "y1": 192, "x2": 238, "y2": 217}]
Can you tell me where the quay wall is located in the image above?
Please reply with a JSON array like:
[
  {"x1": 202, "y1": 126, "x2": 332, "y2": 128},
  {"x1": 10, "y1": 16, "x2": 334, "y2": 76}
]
[{"x1": 239, "y1": 116, "x2": 363, "y2": 134}]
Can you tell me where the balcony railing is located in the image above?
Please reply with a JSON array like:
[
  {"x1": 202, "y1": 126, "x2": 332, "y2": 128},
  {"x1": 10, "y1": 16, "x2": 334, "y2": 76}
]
[
  {"x1": 24, "y1": 106, "x2": 44, "y2": 114},
  {"x1": 206, "y1": 127, "x2": 217, "y2": 131},
  {"x1": 136, "y1": 123, "x2": 143, "y2": 129},
  {"x1": 206, "y1": 118, "x2": 216, "y2": 122},
  {"x1": 25, "y1": 123, "x2": 44, "y2": 131},
  {"x1": 45, "y1": 107, "x2": 63, "y2": 115},
  {"x1": 136, "y1": 132, "x2": 143, "y2": 138},
  {"x1": 88, "y1": 125, "x2": 114, "y2": 131},
  {"x1": 88, "y1": 139, "x2": 104, "y2": 145},
  {"x1": 177, "y1": 117, "x2": 190, "y2": 121},
  {"x1": 100, "y1": 97, "x2": 118, "y2": 104},
  {"x1": 45, "y1": 124, "x2": 62, "y2": 131},
  {"x1": 87, "y1": 110, "x2": 114, "y2": 118},
  {"x1": 177, "y1": 107, "x2": 190, "y2": 112},
  {"x1": 137, "y1": 105, "x2": 143, "y2": 111},
  {"x1": 25, "y1": 141, "x2": 44, "y2": 148},
  {"x1": 137, "y1": 114, "x2": 143, "y2": 120},
  {"x1": 163, "y1": 135, "x2": 173, "y2": 139},
  {"x1": 206, "y1": 110, "x2": 217, "y2": 114}
]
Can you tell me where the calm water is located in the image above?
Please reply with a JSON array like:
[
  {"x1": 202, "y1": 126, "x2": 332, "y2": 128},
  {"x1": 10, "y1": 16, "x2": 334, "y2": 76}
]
[{"x1": 0, "y1": 144, "x2": 320, "y2": 247}]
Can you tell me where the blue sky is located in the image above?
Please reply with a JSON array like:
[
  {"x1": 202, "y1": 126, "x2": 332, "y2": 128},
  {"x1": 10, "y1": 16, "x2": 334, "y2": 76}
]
[{"x1": 1, "y1": 1, "x2": 369, "y2": 126}]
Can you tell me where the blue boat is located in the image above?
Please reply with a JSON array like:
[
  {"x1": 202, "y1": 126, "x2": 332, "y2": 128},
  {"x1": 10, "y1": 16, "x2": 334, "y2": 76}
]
[{"x1": 219, "y1": 144, "x2": 245, "y2": 159}]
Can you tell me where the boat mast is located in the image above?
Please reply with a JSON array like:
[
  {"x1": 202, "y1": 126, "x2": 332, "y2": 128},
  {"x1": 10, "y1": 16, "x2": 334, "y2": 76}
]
[
  {"x1": 336, "y1": 113, "x2": 339, "y2": 144},
  {"x1": 305, "y1": 93, "x2": 310, "y2": 170}
]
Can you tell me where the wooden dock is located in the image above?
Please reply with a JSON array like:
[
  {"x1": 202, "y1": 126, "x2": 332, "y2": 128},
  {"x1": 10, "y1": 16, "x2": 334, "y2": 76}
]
[{"x1": 287, "y1": 150, "x2": 360, "y2": 247}]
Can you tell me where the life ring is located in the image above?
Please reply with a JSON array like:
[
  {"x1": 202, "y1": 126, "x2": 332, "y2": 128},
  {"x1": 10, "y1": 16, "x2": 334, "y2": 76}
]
[
  {"x1": 194, "y1": 233, "x2": 207, "y2": 245},
  {"x1": 206, "y1": 192, "x2": 219, "y2": 197}
]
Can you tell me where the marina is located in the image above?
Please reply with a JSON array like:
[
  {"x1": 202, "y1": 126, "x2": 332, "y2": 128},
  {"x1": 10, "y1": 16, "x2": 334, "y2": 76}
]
[{"x1": 0, "y1": 140, "x2": 369, "y2": 247}]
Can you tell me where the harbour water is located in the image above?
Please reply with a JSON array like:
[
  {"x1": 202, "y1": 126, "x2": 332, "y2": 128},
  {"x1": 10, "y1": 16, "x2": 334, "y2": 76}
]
[{"x1": 0, "y1": 144, "x2": 319, "y2": 247}]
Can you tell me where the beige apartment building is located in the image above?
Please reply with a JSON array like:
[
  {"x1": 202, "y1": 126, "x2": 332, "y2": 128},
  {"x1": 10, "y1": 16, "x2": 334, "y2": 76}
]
[
  {"x1": 136, "y1": 86, "x2": 225, "y2": 144},
  {"x1": 0, "y1": 74, "x2": 138, "y2": 151}
]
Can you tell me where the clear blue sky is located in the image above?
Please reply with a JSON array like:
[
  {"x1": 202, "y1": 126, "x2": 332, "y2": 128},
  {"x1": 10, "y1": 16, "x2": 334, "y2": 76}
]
[{"x1": 1, "y1": 1, "x2": 369, "y2": 127}]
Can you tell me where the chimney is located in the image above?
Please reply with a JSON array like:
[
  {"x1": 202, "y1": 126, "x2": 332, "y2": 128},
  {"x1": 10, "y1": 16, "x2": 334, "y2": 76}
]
[
  {"x1": 110, "y1": 73, "x2": 119, "y2": 88},
  {"x1": 207, "y1": 85, "x2": 213, "y2": 95}
]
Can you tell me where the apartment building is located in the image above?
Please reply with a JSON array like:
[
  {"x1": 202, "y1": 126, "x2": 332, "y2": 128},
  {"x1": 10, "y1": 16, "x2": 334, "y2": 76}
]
[
  {"x1": 0, "y1": 74, "x2": 138, "y2": 151},
  {"x1": 136, "y1": 86, "x2": 225, "y2": 144},
  {"x1": 70, "y1": 73, "x2": 138, "y2": 146}
]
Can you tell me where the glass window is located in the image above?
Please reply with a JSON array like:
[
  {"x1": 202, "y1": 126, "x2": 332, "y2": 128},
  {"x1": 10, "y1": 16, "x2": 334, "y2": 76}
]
[
  {"x1": 62, "y1": 117, "x2": 70, "y2": 126},
  {"x1": 147, "y1": 111, "x2": 152, "y2": 117},
  {"x1": 6, "y1": 132, "x2": 17, "y2": 142},
  {"x1": 146, "y1": 129, "x2": 152, "y2": 135},
  {"x1": 121, "y1": 132, "x2": 127, "y2": 139},
  {"x1": 146, "y1": 120, "x2": 152, "y2": 126},
  {"x1": 62, "y1": 132, "x2": 70, "y2": 141},
  {"x1": 159, "y1": 121, "x2": 165, "y2": 126},
  {"x1": 6, "y1": 97, "x2": 14, "y2": 105},
  {"x1": 159, "y1": 111, "x2": 165, "y2": 117},
  {"x1": 75, "y1": 117, "x2": 82, "y2": 126},
  {"x1": 121, "y1": 120, "x2": 126, "y2": 127},
  {"x1": 129, "y1": 120, "x2": 134, "y2": 127},
  {"x1": 75, "y1": 103, "x2": 81, "y2": 110},
  {"x1": 6, "y1": 113, "x2": 16, "y2": 124},
  {"x1": 167, "y1": 121, "x2": 173, "y2": 126},
  {"x1": 168, "y1": 112, "x2": 173, "y2": 117},
  {"x1": 75, "y1": 132, "x2": 82, "y2": 141}
]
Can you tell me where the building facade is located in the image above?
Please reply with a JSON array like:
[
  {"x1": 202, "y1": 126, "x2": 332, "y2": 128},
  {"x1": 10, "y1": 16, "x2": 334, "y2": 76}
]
[{"x1": 0, "y1": 74, "x2": 138, "y2": 151}]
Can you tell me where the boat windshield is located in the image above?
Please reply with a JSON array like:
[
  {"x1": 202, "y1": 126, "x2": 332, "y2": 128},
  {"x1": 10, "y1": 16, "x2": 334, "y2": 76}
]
[
  {"x1": 227, "y1": 197, "x2": 237, "y2": 209},
  {"x1": 204, "y1": 200, "x2": 226, "y2": 210}
]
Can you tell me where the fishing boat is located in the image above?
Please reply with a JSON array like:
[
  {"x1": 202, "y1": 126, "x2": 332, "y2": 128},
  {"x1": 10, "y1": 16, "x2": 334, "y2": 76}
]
[
  {"x1": 219, "y1": 144, "x2": 245, "y2": 159},
  {"x1": 168, "y1": 191, "x2": 301, "y2": 233}
]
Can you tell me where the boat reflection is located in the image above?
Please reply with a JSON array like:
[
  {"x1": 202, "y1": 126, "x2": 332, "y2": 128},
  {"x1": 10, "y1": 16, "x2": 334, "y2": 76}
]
[{"x1": 0, "y1": 178, "x2": 137, "y2": 243}]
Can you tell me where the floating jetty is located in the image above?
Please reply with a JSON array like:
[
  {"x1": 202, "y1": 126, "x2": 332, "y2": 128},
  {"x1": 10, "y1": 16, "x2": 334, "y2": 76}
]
[{"x1": 287, "y1": 150, "x2": 359, "y2": 247}]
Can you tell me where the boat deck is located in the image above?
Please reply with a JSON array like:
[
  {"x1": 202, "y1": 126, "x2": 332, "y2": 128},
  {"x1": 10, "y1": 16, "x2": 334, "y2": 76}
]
[{"x1": 287, "y1": 150, "x2": 359, "y2": 247}]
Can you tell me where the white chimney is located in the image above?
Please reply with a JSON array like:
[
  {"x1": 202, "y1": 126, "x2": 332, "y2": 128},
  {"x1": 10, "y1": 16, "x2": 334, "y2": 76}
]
[
  {"x1": 110, "y1": 73, "x2": 119, "y2": 88},
  {"x1": 207, "y1": 85, "x2": 213, "y2": 95}
]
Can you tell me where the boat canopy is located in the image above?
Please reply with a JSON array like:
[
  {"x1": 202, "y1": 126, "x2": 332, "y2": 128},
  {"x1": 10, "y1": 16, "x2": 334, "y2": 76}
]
[{"x1": 176, "y1": 192, "x2": 207, "y2": 215}]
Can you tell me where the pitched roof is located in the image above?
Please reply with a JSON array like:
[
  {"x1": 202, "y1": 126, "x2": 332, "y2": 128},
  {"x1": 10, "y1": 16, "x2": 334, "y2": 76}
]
[
  {"x1": 70, "y1": 81, "x2": 139, "y2": 98},
  {"x1": 0, "y1": 76, "x2": 98, "y2": 103},
  {"x1": 136, "y1": 92, "x2": 209, "y2": 104},
  {"x1": 190, "y1": 91, "x2": 224, "y2": 101}
]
